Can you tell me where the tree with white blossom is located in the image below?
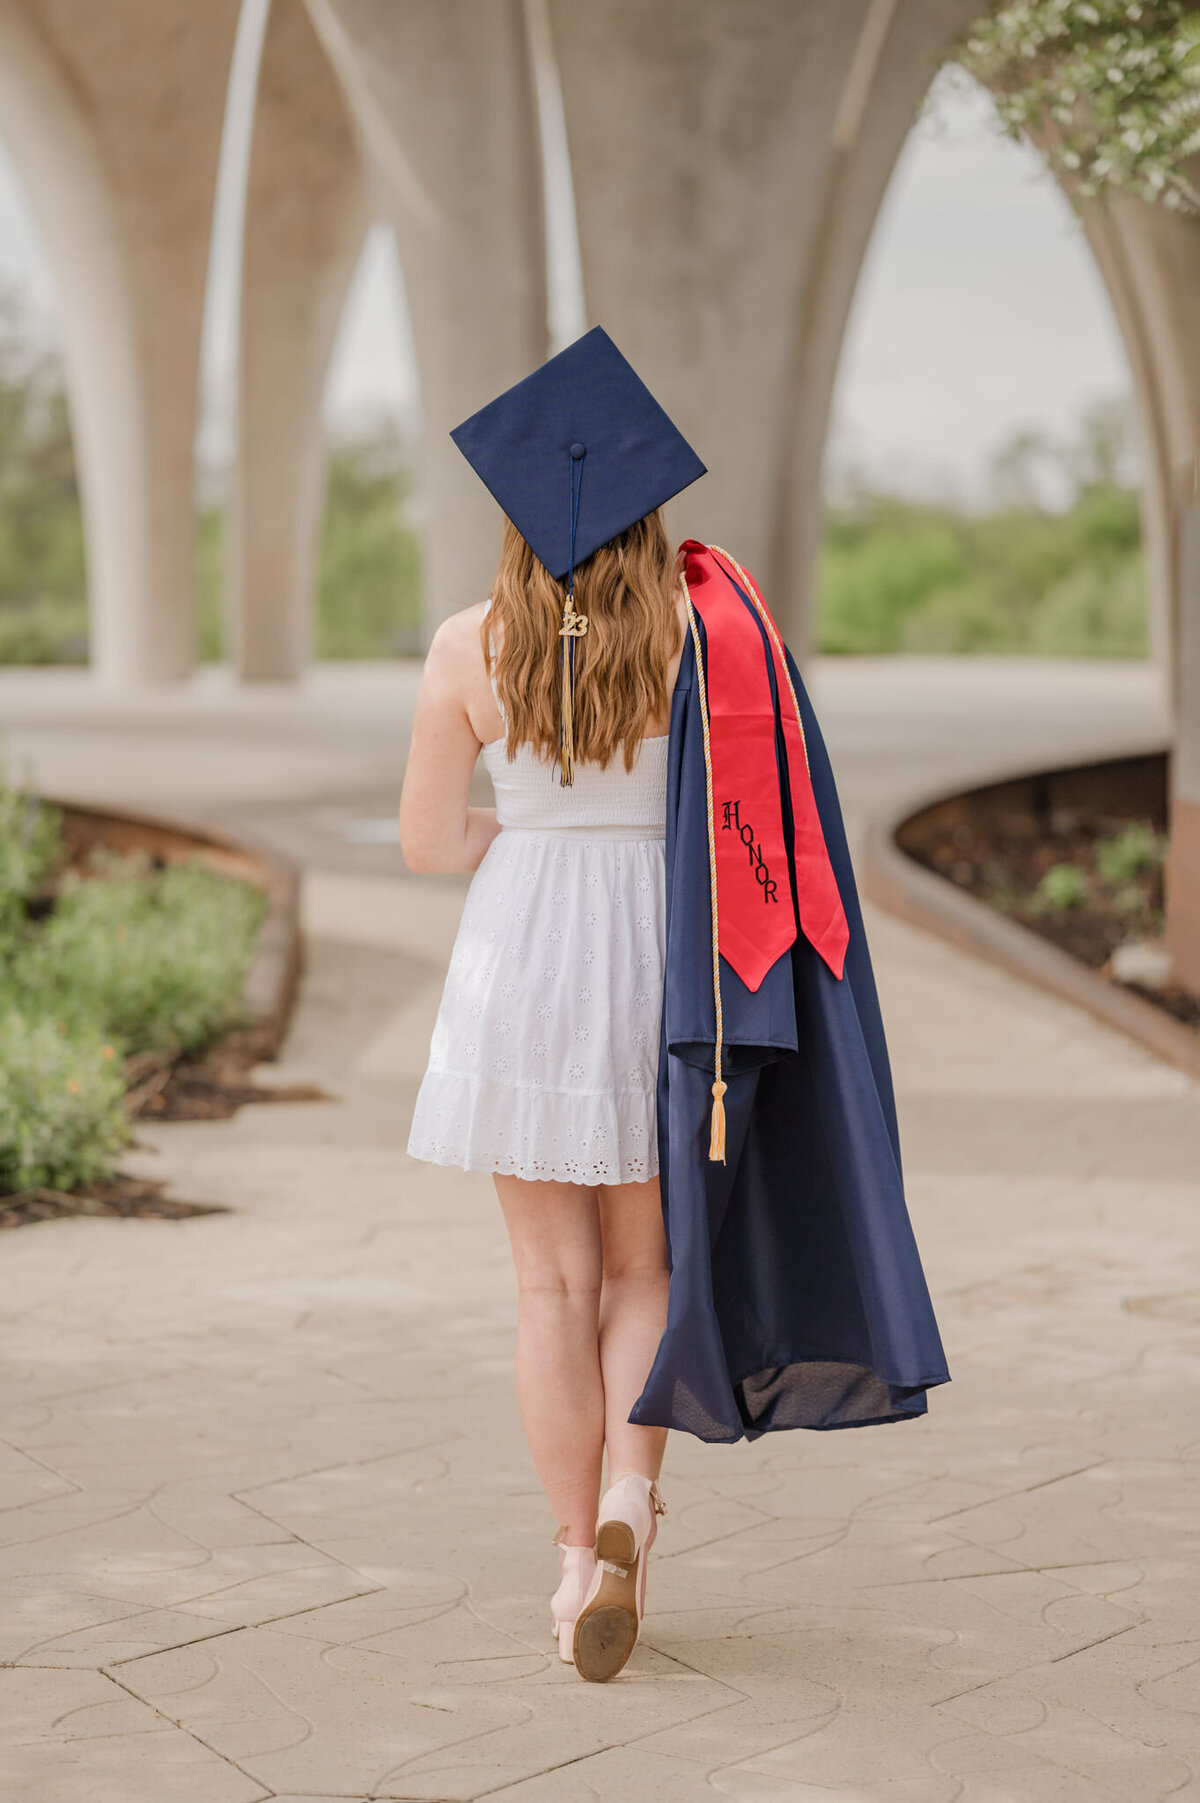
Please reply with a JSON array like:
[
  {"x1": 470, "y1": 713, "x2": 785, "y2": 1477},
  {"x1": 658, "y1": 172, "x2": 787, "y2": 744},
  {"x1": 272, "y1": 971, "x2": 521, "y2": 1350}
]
[{"x1": 956, "y1": 1, "x2": 1200, "y2": 213}]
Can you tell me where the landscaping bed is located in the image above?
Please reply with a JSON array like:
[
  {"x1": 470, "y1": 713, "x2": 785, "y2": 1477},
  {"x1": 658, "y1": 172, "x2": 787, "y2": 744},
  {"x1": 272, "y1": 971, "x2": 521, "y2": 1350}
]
[
  {"x1": 895, "y1": 751, "x2": 1198, "y2": 1033},
  {"x1": 0, "y1": 774, "x2": 312, "y2": 1225}
]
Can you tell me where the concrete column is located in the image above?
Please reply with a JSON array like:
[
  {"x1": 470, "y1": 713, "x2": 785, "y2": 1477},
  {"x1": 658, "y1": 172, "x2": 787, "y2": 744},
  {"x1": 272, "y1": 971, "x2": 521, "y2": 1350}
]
[
  {"x1": 1175, "y1": 501, "x2": 1200, "y2": 990},
  {"x1": 0, "y1": 0, "x2": 240, "y2": 682},
  {"x1": 231, "y1": 0, "x2": 368, "y2": 680},
  {"x1": 1076, "y1": 203, "x2": 1177, "y2": 681},
  {"x1": 1068, "y1": 180, "x2": 1200, "y2": 989},
  {"x1": 304, "y1": 0, "x2": 547, "y2": 634},
  {"x1": 548, "y1": 0, "x2": 981, "y2": 654}
]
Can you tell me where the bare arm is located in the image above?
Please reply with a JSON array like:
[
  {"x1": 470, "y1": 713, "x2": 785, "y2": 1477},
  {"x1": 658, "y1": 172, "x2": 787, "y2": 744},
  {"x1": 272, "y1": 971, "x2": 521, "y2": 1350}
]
[{"x1": 398, "y1": 614, "x2": 501, "y2": 875}]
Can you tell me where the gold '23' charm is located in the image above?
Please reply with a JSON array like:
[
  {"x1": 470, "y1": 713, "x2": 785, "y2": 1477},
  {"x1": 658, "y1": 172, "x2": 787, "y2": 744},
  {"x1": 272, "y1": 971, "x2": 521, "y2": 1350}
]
[{"x1": 559, "y1": 608, "x2": 588, "y2": 637}]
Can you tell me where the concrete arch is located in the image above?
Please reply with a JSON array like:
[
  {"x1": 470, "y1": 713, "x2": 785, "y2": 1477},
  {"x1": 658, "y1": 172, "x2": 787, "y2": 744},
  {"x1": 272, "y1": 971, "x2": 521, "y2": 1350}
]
[
  {"x1": 0, "y1": 0, "x2": 240, "y2": 682},
  {"x1": 232, "y1": 0, "x2": 369, "y2": 681},
  {"x1": 547, "y1": 0, "x2": 983, "y2": 654},
  {"x1": 304, "y1": 0, "x2": 547, "y2": 634}
]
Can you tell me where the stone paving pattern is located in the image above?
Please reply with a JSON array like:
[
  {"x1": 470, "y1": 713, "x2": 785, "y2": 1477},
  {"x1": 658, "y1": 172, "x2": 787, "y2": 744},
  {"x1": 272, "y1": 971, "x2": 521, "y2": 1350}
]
[{"x1": 1, "y1": 657, "x2": 1198, "y2": 1801}]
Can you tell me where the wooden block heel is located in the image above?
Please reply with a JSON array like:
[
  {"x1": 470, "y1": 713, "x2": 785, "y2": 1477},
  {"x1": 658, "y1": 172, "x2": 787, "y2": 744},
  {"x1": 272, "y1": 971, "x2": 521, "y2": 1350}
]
[{"x1": 595, "y1": 1519, "x2": 636, "y2": 1567}]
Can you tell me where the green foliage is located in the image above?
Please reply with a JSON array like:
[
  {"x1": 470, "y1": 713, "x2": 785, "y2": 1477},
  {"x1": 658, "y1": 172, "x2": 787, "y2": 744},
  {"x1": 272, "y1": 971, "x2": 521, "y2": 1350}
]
[
  {"x1": 196, "y1": 505, "x2": 224, "y2": 663},
  {"x1": 957, "y1": 1, "x2": 1200, "y2": 214},
  {"x1": 0, "y1": 768, "x2": 63, "y2": 930},
  {"x1": 0, "y1": 1011, "x2": 130, "y2": 1194},
  {"x1": 4, "y1": 849, "x2": 266, "y2": 1058},
  {"x1": 818, "y1": 490, "x2": 1147, "y2": 656},
  {"x1": 0, "y1": 289, "x2": 88, "y2": 663},
  {"x1": 819, "y1": 404, "x2": 1148, "y2": 657},
  {"x1": 315, "y1": 424, "x2": 422, "y2": 658},
  {"x1": 195, "y1": 421, "x2": 422, "y2": 662},
  {"x1": 0, "y1": 778, "x2": 267, "y2": 1194},
  {"x1": 1028, "y1": 557, "x2": 1147, "y2": 655},
  {"x1": 1095, "y1": 819, "x2": 1166, "y2": 882},
  {"x1": 818, "y1": 511, "x2": 967, "y2": 653},
  {"x1": 1034, "y1": 861, "x2": 1092, "y2": 909}
]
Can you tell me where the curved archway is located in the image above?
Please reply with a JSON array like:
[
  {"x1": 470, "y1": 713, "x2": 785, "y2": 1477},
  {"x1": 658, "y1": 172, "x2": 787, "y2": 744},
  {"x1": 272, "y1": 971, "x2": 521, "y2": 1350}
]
[
  {"x1": 822, "y1": 63, "x2": 1147, "y2": 662},
  {"x1": 0, "y1": 0, "x2": 240, "y2": 684}
]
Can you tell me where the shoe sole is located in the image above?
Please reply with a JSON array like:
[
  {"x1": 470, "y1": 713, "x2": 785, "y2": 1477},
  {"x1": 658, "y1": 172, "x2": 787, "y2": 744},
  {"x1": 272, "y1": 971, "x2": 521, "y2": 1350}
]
[
  {"x1": 572, "y1": 1587, "x2": 638, "y2": 1681},
  {"x1": 572, "y1": 1521, "x2": 642, "y2": 1682}
]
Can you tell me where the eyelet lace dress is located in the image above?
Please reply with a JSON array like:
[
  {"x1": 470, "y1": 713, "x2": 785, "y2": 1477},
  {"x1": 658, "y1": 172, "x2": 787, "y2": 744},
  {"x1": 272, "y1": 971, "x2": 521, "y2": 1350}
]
[{"x1": 406, "y1": 614, "x2": 668, "y2": 1185}]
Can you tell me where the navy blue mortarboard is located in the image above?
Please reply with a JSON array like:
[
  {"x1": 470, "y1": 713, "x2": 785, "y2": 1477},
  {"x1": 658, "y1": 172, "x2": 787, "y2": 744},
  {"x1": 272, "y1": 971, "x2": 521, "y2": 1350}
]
[
  {"x1": 449, "y1": 326, "x2": 706, "y2": 582},
  {"x1": 450, "y1": 326, "x2": 706, "y2": 785}
]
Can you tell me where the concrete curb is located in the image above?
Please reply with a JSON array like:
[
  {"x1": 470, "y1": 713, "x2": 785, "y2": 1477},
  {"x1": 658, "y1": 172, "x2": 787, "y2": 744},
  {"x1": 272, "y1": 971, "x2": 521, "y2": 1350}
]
[
  {"x1": 53, "y1": 798, "x2": 302, "y2": 1059},
  {"x1": 858, "y1": 754, "x2": 1200, "y2": 1085}
]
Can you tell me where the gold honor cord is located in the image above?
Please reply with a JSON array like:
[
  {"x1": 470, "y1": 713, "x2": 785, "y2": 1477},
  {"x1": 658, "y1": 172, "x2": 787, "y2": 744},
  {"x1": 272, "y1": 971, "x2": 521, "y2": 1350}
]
[
  {"x1": 710, "y1": 544, "x2": 811, "y2": 778},
  {"x1": 680, "y1": 571, "x2": 727, "y2": 1164}
]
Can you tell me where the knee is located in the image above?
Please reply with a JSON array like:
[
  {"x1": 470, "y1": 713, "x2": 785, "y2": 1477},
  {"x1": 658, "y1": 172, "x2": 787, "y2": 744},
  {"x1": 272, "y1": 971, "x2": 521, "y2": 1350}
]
[
  {"x1": 516, "y1": 1270, "x2": 602, "y2": 1308},
  {"x1": 600, "y1": 1255, "x2": 669, "y2": 1293}
]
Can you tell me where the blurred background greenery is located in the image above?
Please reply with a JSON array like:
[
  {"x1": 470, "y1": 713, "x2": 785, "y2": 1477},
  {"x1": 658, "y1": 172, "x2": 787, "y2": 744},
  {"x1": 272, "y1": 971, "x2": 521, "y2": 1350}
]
[{"x1": 0, "y1": 289, "x2": 1146, "y2": 668}]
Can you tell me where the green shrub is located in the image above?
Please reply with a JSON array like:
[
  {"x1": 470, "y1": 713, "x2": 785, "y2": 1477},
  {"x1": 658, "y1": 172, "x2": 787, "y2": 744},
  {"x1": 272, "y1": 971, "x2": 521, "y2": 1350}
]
[
  {"x1": 0, "y1": 596, "x2": 88, "y2": 663},
  {"x1": 1033, "y1": 862, "x2": 1091, "y2": 911},
  {"x1": 0, "y1": 773, "x2": 64, "y2": 931},
  {"x1": 818, "y1": 519, "x2": 966, "y2": 654},
  {"x1": 0, "y1": 1011, "x2": 129, "y2": 1193},
  {"x1": 1095, "y1": 821, "x2": 1166, "y2": 885},
  {"x1": 5, "y1": 850, "x2": 266, "y2": 1056},
  {"x1": 1028, "y1": 557, "x2": 1147, "y2": 657},
  {"x1": 195, "y1": 426, "x2": 422, "y2": 662},
  {"x1": 316, "y1": 429, "x2": 422, "y2": 658}
]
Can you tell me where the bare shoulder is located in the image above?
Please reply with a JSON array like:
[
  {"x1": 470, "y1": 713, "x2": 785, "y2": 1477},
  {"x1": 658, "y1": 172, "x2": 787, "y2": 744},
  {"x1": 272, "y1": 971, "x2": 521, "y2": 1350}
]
[
  {"x1": 427, "y1": 601, "x2": 490, "y2": 660},
  {"x1": 422, "y1": 602, "x2": 491, "y2": 686}
]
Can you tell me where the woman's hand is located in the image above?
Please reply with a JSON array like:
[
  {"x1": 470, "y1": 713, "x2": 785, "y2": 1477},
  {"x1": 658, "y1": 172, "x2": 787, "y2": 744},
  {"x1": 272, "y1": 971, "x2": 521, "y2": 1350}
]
[{"x1": 399, "y1": 611, "x2": 501, "y2": 875}]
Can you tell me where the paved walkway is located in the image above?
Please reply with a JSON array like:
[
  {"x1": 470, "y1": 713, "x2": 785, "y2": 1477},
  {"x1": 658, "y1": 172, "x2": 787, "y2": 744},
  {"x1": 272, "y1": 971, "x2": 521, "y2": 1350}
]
[{"x1": 3, "y1": 657, "x2": 1199, "y2": 1802}]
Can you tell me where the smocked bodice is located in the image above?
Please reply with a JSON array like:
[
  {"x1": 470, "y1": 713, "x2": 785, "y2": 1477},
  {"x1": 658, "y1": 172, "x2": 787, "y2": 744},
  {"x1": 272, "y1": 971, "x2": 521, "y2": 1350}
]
[
  {"x1": 481, "y1": 733, "x2": 668, "y2": 836},
  {"x1": 481, "y1": 596, "x2": 668, "y2": 837}
]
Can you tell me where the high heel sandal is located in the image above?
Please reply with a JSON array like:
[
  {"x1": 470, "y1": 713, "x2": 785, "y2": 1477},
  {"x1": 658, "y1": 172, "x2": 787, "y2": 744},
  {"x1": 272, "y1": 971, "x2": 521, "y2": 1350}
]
[
  {"x1": 549, "y1": 1524, "x2": 597, "y2": 1664},
  {"x1": 571, "y1": 1471, "x2": 667, "y2": 1682}
]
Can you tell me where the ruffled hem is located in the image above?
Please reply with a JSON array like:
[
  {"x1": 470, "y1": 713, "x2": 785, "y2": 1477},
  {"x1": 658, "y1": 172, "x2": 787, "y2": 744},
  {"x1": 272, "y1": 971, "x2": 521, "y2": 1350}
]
[{"x1": 407, "y1": 1068, "x2": 658, "y2": 1186}]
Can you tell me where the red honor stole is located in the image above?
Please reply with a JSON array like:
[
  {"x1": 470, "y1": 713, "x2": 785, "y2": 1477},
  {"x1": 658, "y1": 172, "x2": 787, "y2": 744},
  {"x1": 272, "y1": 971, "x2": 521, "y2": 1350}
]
[{"x1": 680, "y1": 541, "x2": 849, "y2": 991}]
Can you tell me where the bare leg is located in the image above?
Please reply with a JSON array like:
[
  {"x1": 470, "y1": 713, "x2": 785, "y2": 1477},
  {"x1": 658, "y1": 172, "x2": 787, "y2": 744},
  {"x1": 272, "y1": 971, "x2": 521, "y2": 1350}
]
[
  {"x1": 494, "y1": 1174, "x2": 605, "y2": 1544},
  {"x1": 597, "y1": 1178, "x2": 671, "y2": 1484}
]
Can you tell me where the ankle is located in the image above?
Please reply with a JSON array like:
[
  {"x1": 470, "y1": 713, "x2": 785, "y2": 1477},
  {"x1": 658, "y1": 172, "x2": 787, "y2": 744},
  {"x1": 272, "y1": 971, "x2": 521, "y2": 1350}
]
[{"x1": 552, "y1": 1523, "x2": 596, "y2": 1549}]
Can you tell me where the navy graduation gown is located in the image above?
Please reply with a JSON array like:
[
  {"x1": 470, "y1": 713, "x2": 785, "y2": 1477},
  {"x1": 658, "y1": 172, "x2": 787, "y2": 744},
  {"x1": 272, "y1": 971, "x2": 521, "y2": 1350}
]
[{"x1": 629, "y1": 607, "x2": 951, "y2": 1443}]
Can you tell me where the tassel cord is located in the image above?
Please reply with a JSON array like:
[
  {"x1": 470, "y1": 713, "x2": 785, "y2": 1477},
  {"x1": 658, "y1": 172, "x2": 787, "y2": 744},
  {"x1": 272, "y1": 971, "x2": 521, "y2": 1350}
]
[{"x1": 558, "y1": 451, "x2": 586, "y2": 786}]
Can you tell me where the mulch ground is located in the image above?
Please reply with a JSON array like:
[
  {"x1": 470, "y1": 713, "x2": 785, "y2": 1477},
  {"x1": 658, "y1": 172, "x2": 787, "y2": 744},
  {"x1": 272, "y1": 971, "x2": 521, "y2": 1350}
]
[
  {"x1": 912, "y1": 811, "x2": 1199, "y2": 1030},
  {"x1": 1, "y1": 1028, "x2": 334, "y2": 1229}
]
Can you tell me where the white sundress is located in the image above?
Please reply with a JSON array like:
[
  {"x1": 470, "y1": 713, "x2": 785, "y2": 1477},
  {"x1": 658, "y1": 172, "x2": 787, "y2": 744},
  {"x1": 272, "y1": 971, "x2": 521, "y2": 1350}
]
[{"x1": 406, "y1": 622, "x2": 668, "y2": 1185}]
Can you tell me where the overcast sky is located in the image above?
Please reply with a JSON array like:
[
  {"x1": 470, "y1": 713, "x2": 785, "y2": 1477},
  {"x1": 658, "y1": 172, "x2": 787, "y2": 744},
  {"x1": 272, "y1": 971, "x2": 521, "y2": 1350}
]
[{"x1": 0, "y1": 61, "x2": 1132, "y2": 512}]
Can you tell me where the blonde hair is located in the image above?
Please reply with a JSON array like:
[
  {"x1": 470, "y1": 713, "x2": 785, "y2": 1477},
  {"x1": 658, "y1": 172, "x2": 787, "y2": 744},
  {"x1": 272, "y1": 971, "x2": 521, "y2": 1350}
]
[{"x1": 483, "y1": 509, "x2": 682, "y2": 772}]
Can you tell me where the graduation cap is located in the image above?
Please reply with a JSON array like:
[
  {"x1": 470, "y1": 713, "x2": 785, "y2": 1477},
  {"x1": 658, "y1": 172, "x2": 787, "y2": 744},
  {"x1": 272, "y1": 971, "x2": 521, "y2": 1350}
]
[{"x1": 450, "y1": 325, "x2": 706, "y2": 783}]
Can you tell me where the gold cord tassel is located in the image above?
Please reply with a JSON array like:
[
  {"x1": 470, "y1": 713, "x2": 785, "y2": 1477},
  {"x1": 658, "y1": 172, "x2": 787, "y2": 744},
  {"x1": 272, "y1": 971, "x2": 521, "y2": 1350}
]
[
  {"x1": 708, "y1": 1076, "x2": 727, "y2": 1162},
  {"x1": 559, "y1": 625, "x2": 574, "y2": 786},
  {"x1": 558, "y1": 602, "x2": 587, "y2": 787}
]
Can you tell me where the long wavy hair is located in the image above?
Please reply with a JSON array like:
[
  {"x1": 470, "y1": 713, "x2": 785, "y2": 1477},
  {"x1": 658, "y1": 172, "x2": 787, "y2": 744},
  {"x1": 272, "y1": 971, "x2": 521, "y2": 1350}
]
[{"x1": 482, "y1": 508, "x2": 682, "y2": 772}]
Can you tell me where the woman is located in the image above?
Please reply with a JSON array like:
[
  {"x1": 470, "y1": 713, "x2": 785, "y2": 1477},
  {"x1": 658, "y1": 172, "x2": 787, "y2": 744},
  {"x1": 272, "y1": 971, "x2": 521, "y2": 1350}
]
[
  {"x1": 399, "y1": 330, "x2": 705, "y2": 1682},
  {"x1": 399, "y1": 327, "x2": 950, "y2": 1682}
]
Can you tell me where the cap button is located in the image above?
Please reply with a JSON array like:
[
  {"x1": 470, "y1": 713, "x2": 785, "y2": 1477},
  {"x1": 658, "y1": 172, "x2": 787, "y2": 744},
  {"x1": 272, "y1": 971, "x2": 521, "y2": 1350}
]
[{"x1": 569, "y1": 442, "x2": 586, "y2": 459}]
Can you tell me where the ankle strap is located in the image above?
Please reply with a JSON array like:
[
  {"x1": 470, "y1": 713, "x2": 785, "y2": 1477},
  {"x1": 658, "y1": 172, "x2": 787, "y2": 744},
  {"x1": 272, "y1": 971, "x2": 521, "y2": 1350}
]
[{"x1": 551, "y1": 1523, "x2": 596, "y2": 1548}]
